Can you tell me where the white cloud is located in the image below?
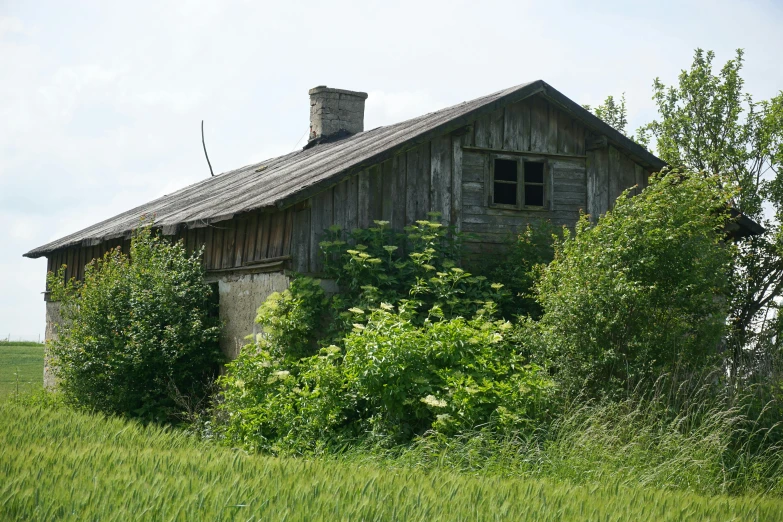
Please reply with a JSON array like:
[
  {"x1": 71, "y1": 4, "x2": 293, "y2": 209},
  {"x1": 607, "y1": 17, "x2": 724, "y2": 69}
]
[
  {"x1": 365, "y1": 90, "x2": 440, "y2": 129},
  {"x1": 0, "y1": 16, "x2": 28, "y2": 37}
]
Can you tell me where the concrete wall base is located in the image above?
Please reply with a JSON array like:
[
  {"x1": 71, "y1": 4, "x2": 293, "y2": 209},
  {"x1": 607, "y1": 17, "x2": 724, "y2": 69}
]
[
  {"x1": 207, "y1": 270, "x2": 291, "y2": 359},
  {"x1": 44, "y1": 301, "x2": 61, "y2": 389}
]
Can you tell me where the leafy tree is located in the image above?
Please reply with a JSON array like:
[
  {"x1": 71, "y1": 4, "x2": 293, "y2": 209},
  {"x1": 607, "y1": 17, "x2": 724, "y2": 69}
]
[
  {"x1": 48, "y1": 226, "x2": 224, "y2": 422},
  {"x1": 536, "y1": 172, "x2": 735, "y2": 397},
  {"x1": 637, "y1": 49, "x2": 783, "y2": 378},
  {"x1": 584, "y1": 93, "x2": 629, "y2": 135}
]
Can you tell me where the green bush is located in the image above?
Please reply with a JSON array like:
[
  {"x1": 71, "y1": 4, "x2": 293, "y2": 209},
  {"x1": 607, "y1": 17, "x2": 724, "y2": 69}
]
[
  {"x1": 218, "y1": 304, "x2": 554, "y2": 453},
  {"x1": 217, "y1": 219, "x2": 552, "y2": 453},
  {"x1": 48, "y1": 226, "x2": 224, "y2": 422},
  {"x1": 479, "y1": 221, "x2": 561, "y2": 319},
  {"x1": 535, "y1": 171, "x2": 736, "y2": 397},
  {"x1": 321, "y1": 218, "x2": 504, "y2": 323}
]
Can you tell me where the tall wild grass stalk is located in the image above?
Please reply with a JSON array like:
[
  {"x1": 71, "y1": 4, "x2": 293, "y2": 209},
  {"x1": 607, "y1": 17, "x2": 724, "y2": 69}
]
[
  {"x1": 338, "y1": 373, "x2": 783, "y2": 497},
  {"x1": 2, "y1": 400, "x2": 782, "y2": 521}
]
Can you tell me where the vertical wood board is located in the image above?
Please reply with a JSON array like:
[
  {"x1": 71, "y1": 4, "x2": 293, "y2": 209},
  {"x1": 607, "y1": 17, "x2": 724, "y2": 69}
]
[
  {"x1": 530, "y1": 96, "x2": 550, "y2": 153},
  {"x1": 405, "y1": 142, "x2": 431, "y2": 223},
  {"x1": 503, "y1": 100, "x2": 531, "y2": 152},
  {"x1": 430, "y1": 135, "x2": 452, "y2": 224}
]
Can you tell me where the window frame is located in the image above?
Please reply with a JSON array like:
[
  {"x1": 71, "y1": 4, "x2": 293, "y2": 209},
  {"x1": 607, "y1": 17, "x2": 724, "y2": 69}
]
[{"x1": 488, "y1": 154, "x2": 550, "y2": 211}]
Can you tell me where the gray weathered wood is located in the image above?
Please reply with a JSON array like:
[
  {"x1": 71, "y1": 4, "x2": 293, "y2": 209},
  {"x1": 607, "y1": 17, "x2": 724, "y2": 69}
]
[
  {"x1": 451, "y1": 134, "x2": 463, "y2": 232},
  {"x1": 244, "y1": 214, "x2": 258, "y2": 262},
  {"x1": 574, "y1": 121, "x2": 585, "y2": 156},
  {"x1": 463, "y1": 146, "x2": 585, "y2": 160},
  {"x1": 234, "y1": 218, "x2": 246, "y2": 266},
  {"x1": 557, "y1": 111, "x2": 573, "y2": 155},
  {"x1": 380, "y1": 159, "x2": 393, "y2": 223},
  {"x1": 346, "y1": 173, "x2": 359, "y2": 233},
  {"x1": 391, "y1": 155, "x2": 406, "y2": 230},
  {"x1": 430, "y1": 135, "x2": 452, "y2": 224},
  {"x1": 489, "y1": 108, "x2": 504, "y2": 149},
  {"x1": 586, "y1": 148, "x2": 609, "y2": 220},
  {"x1": 530, "y1": 96, "x2": 549, "y2": 153},
  {"x1": 309, "y1": 188, "x2": 333, "y2": 273},
  {"x1": 292, "y1": 206, "x2": 311, "y2": 273},
  {"x1": 368, "y1": 165, "x2": 383, "y2": 225},
  {"x1": 281, "y1": 208, "x2": 294, "y2": 257},
  {"x1": 254, "y1": 214, "x2": 270, "y2": 261},
  {"x1": 547, "y1": 102, "x2": 558, "y2": 154},
  {"x1": 474, "y1": 109, "x2": 504, "y2": 150},
  {"x1": 405, "y1": 143, "x2": 430, "y2": 223},
  {"x1": 462, "y1": 152, "x2": 485, "y2": 182},
  {"x1": 586, "y1": 134, "x2": 608, "y2": 151},
  {"x1": 269, "y1": 214, "x2": 283, "y2": 259},
  {"x1": 608, "y1": 146, "x2": 624, "y2": 209},
  {"x1": 357, "y1": 169, "x2": 371, "y2": 228},
  {"x1": 462, "y1": 181, "x2": 484, "y2": 207},
  {"x1": 503, "y1": 99, "x2": 531, "y2": 151},
  {"x1": 473, "y1": 112, "x2": 491, "y2": 149},
  {"x1": 332, "y1": 180, "x2": 348, "y2": 234}
]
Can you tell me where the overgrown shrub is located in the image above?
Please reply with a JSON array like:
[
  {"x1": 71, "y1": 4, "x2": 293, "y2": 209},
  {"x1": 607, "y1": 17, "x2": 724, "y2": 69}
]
[
  {"x1": 218, "y1": 304, "x2": 554, "y2": 453},
  {"x1": 536, "y1": 171, "x2": 736, "y2": 397},
  {"x1": 321, "y1": 218, "x2": 504, "y2": 323},
  {"x1": 217, "y1": 219, "x2": 553, "y2": 453},
  {"x1": 480, "y1": 222, "x2": 561, "y2": 319},
  {"x1": 48, "y1": 226, "x2": 224, "y2": 422}
]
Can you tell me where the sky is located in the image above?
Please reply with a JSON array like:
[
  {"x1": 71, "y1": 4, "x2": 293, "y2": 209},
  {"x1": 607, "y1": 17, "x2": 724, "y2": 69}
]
[{"x1": 1, "y1": 0, "x2": 782, "y2": 341}]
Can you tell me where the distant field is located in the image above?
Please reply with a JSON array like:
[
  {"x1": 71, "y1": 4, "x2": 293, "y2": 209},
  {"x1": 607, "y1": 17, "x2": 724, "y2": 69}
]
[
  {"x1": 0, "y1": 343, "x2": 44, "y2": 397},
  {"x1": 2, "y1": 402, "x2": 783, "y2": 521}
]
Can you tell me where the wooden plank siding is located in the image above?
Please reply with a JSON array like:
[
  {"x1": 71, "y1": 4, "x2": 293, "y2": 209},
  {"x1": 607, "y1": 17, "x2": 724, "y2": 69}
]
[
  {"x1": 45, "y1": 207, "x2": 299, "y2": 284},
  {"x1": 44, "y1": 94, "x2": 652, "y2": 279}
]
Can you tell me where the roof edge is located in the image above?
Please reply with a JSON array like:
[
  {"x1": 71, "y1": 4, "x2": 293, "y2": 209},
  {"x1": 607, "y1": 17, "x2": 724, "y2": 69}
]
[
  {"x1": 24, "y1": 79, "x2": 671, "y2": 259},
  {"x1": 275, "y1": 81, "x2": 550, "y2": 209},
  {"x1": 539, "y1": 82, "x2": 666, "y2": 170}
]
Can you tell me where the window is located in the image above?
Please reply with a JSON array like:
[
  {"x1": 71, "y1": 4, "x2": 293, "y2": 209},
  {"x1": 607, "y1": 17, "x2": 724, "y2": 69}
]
[
  {"x1": 492, "y1": 159, "x2": 518, "y2": 206},
  {"x1": 524, "y1": 161, "x2": 545, "y2": 207},
  {"x1": 490, "y1": 157, "x2": 547, "y2": 209}
]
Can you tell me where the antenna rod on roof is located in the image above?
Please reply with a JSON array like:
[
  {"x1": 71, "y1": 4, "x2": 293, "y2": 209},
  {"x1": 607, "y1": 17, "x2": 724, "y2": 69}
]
[{"x1": 201, "y1": 120, "x2": 214, "y2": 177}]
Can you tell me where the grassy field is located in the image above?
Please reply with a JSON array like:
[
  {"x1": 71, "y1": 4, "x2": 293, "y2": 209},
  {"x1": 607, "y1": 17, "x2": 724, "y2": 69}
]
[
  {"x1": 0, "y1": 342, "x2": 44, "y2": 397},
  {"x1": 1, "y1": 402, "x2": 782, "y2": 521}
]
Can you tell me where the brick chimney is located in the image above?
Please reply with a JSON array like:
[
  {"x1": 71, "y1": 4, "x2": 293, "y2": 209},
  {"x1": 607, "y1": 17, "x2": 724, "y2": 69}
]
[{"x1": 308, "y1": 86, "x2": 368, "y2": 145}]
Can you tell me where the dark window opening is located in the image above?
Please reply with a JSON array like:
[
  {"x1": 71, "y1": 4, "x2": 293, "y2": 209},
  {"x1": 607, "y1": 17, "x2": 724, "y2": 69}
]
[
  {"x1": 524, "y1": 161, "x2": 545, "y2": 207},
  {"x1": 493, "y1": 159, "x2": 518, "y2": 206}
]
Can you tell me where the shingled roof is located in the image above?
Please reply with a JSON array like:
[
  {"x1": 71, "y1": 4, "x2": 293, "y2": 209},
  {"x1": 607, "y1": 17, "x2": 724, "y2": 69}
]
[{"x1": 24, "y1": 80, "x2": 666, "y2": 259}]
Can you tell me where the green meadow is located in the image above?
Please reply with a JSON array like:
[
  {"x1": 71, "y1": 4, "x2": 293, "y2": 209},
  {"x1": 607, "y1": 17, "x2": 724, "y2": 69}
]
[
  {"x1": 1, "y1": 400, "x2": 782, "y2": 521},
  {"x1": 0, "y1": 342, "x2": 44, "y2": 397}
]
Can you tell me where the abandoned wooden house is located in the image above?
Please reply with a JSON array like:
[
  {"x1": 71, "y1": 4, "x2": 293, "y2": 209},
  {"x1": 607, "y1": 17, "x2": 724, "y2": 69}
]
[{"x1": 25, "y1": 80, "x2": 762, "y2": 384}]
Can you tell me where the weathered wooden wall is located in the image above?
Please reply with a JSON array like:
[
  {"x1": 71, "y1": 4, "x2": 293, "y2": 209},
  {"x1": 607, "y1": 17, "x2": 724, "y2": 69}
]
[
  {"x1": 46, "y1": 207, "x2": 296, "y2": 284},
  {"x1": 291, "y1": 137, "x2": 460, "y2": 274},
  {"x1": 47, "y1": 94, "x2": 653, "y2": 280},
  {"x1": 457, "y1": 95, "x2": 588, "y2": 255},
  {"x1": 290, "y1": 93, "x2": 652, "y2": 272},
  {"x1": 586, "y1": 144, "x2": 650, "y2": 220}
]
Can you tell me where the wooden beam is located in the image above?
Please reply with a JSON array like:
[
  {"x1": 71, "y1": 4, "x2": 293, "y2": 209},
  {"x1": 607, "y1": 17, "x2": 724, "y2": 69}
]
[{"x1": 462, "y1": 146, "x2": 586, "y2": 160}]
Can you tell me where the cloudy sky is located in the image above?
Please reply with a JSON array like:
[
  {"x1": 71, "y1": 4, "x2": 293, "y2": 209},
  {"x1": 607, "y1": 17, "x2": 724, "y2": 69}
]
[{"x1": 2, "y1": 0, "x2": 782, "y2": 341}]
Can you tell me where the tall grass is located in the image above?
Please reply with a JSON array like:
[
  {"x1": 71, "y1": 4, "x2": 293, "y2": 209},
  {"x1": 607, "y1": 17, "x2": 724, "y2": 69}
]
[
  {"x1": 2, "y1": 401, "x2": 782, "y2": 521},
  {"x1": 0, "y1": 343, "x2": 44, "y2": 396},
  {"x1": 341, "y1": 374, "x2": 783, "y2": 497}
]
